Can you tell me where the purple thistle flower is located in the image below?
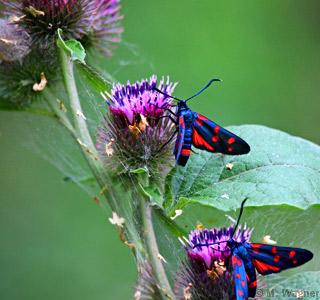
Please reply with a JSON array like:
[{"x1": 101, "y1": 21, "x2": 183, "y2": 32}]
[
  {"x1": 96, "y1": 75, "x2": 177, "y2": 173},
  {"x1": 85, "y1": 0, "x2": 123, "y2": 56},
  {"x1": 2, "y1": 0, "x2": 123, "y2": 55},
  {"x1": 175, "y1": 224, "x2": 265, "y2": 300},
  {"x1": 180, "y1": 225, "x2": 253, "y2": 268}
]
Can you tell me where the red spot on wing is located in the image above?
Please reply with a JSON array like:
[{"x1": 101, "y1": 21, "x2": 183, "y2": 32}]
[
  {"x1": 232, "y1": 256, "x2": 238, "y2": 267},
  {"x1": 181, "y1": 149, "x2": 191, "y2": 156},
  {"x1": 253, "y1": 260, "x2": 280, "y2": 274},
  {"x1": 252, "y1": 249, "x2": 259, "y2": 254},
  {"x1": 274, "y1": 255, "x2": 280, "y2": 262},
  {"x1": 272, "y1": 247, "x2": 277, "y2": 253},
  {"x1": 192, "y1": 130, "x2": 214, "y2": 150},
  {"x1": 228, "y1": 147, "x2": 233, "y2": 152},
  {"x1": 196, "y1": 119, "x2": 203, "y2": 126},
  {"x1": 212, "y1": 135, "x2": 219, "y2": 142},
  {"x1": 251, "y1": 244, "x2": 263, "y2": 248},
  {"x1": 197, "y1": 114, "x2": 209, "y2": 121},
  {"x1": 238, "y1": 290, "x2": 243, "y2": 296},
  {"x1": 289, "y1": 251, "x2": 296, "y2": 258},
  {"x1": 237, "y1": 259, "x2": 242, "y2": 267},
  {"x1": 228, "y1": 137, "x2": 235, "y2": 144},
  {"x1": 214, "y1": 126, "x2": 220, "y2": 133},
  {"x1": 293, "y1": 260, "x2": 297, "y2": 264},
  {"x1": 248, "y1": 280, "x2": 257, "y2": 288},
  {"x1": 179, "y1": 116, "x2": 185, "y2": 128},
  {"x1": 246, "y1": 273, "x2": 250, "y2": 281},
  {"x1": 236, "y1": 273, "x2": 241, "y2": 279},
  {"x1": 241, "y1": 280, "x2": 246, "y2": 287}
]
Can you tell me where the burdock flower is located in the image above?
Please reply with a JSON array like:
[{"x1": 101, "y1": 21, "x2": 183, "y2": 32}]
[
  {"x1": 96, "y1": 75, "x2": 178, "y2": 173},
  {"x1": 175, "y1": 224, "x2": 265, "y2": 300},
  {"x1": 0, "y1": 17, "x2": 30, "y2": 63},
  {"x1": 2, "y1": 0, "x2": 123, "y2": 55}
]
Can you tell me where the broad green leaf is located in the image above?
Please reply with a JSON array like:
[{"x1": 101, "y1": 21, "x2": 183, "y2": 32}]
[
  {"x1": 0, "y1": 101, "x2": 55, "y2": 117},
  {"x1": 57, "y1": 29, "x2": 86, "y2": 64},
  {"x1": 165, "y1": 125, "x2": 320, "y2": 212}
]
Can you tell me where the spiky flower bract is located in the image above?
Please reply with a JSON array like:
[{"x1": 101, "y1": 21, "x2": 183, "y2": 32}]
[
  {"x1": 3, "y1": 0, "x2": 123, "y2": 55},
  {"x1": 96, "y1": 75, "x2": 177, "y2": 174},
  {"x1": 134, "y1": 262, "x2": 164, "y2": 300},
  {"x1": 0, "y1": 46, "x2": 59, "y2": 103},
  {"x1": 175, "y1": 224, "x2": 264, "y2": 300}
]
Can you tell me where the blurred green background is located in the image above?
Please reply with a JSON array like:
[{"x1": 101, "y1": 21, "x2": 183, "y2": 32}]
[{"x1": 1, "y1": 1, "x2": 320, "y2": 299}]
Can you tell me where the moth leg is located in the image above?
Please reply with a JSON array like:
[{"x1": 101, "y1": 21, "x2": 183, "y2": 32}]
[
  {"x1": 154, "y1": 129, "x2": 178, "y2": 156},
  {"x1": 148, "y1": 115, "x2": 177, "y2": 123},
  {"x1": 191, "y1": 147, "x2": 199, "y2": 154},
  {"x1": 149, "y1": 103, "x2": 177, "y2": 116}
]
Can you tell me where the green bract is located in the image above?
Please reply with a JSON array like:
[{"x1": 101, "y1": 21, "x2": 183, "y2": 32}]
[{"x1": 57, "y1": 29, "x2": 86, "y2": 64}]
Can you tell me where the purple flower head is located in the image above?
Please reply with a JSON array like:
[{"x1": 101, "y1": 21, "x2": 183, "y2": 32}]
[
  {"x1": 180, "y1": 224, "x2": 253, "y2": 269},
  {"x1": 3, "y1": 0, "x2": 123, "y2": 55},
  {"x1": 96, "y1": 75, "x2": 178, "y2": 173},
  {"x1": 175, "y1": 224, "x2": 266, "y2": 300}
]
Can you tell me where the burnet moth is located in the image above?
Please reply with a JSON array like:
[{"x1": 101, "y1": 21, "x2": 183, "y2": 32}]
[
  {"x1": 193, "y1": 199, "x2": 313, "y2": 300},
  {"x1": 153, "y1": 79, "x2": 250, "y2": 166}
]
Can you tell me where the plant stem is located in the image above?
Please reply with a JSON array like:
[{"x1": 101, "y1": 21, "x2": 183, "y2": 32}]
[
  {"x1": 42, "y1": 88, "x2": 74, "y2": 133},
  {"x1": 58, "y1": 47, "x2": 145, "y2": 261},
  {"x1": 58, "y1": 48, "x2": 115, "y2": 207},
  {"x1": 138, "y1": 185, "x2": 175, "y2": 300}
]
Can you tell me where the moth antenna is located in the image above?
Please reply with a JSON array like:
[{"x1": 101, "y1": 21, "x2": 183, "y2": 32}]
[
  {"x1": 185, "y1": 79, "x2": 222, "y2": 102},
  {"x1": 232, "y1": 198, "x2": 248, "y2": 238}
]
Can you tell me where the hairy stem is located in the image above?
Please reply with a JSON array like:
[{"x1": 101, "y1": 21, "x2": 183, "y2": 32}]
[
  {"x1": 58, "y1": 47, "x2": 145, "y2": 261},
  {"x1": 59, "y1": 47, "x2": 115, "y2": 207},
  {"x1": 42, "y1": 88, "x2": 74, "y2": 133},
  {"x1": 138, "y1": 182, "x2": 175, "y2": 300}
]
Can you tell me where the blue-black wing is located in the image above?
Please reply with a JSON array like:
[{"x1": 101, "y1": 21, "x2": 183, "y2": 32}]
[
  {"x1": 249, "y1": 243, "x2": 313, "y2": 275},
  {"x1": 192, "y1": 113, "x2": 250, "y2": 155},
  {"x1": 174, "y1": 116, "x2": 188, "y2": 166},
  {"x1": 232, "y1": 254, "x2": 248, "y2": 300}
]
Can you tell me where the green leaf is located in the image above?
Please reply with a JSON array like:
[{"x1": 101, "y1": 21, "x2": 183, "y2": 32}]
[
  {"x1": 0, "y1": 101, "x2": 55, "y2": 117},
  {"x1": 165, "y1": 125, "x2": 320, "y2": 212},
  {"x1": 76, "y1": 63, "x2": 113, "y2": 94},
  {"x1": 130, "y1": 167, "x2": 149, "y2": 175},
  {"x1": 264, "y1": 271, "x2": 320, "y2": 299},
  {"x1": 144, "y1": 186, "x2": 163, "y2": 207},
  {"x1": 57, "y1": 29, "x2": 86, "y2": 64}
]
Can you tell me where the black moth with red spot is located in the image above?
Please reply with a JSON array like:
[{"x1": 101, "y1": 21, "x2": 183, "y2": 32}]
[
  {"x1": 193, "y1": 199, "x2": 313, "y2": 300},
  {"x1": 153, "y1": 79, "x2": 250, "y2": 166},
  {"x1": 228, "y1": 239, "x2": 313, "y2": 300}
]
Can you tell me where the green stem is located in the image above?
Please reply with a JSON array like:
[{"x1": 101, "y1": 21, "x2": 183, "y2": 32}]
[
  {"x1": 58, "y1": 47, "x2": 114, "y2": 205},
  {"x1": 42, "y1": 88, "x2": 74, "y2": 133},
  {"x1": 58, "y1": 47, "x2": 145, "y2": 261},
  {"x1": 138, "y1": 183, "x2": 175, "y2": 300}
]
